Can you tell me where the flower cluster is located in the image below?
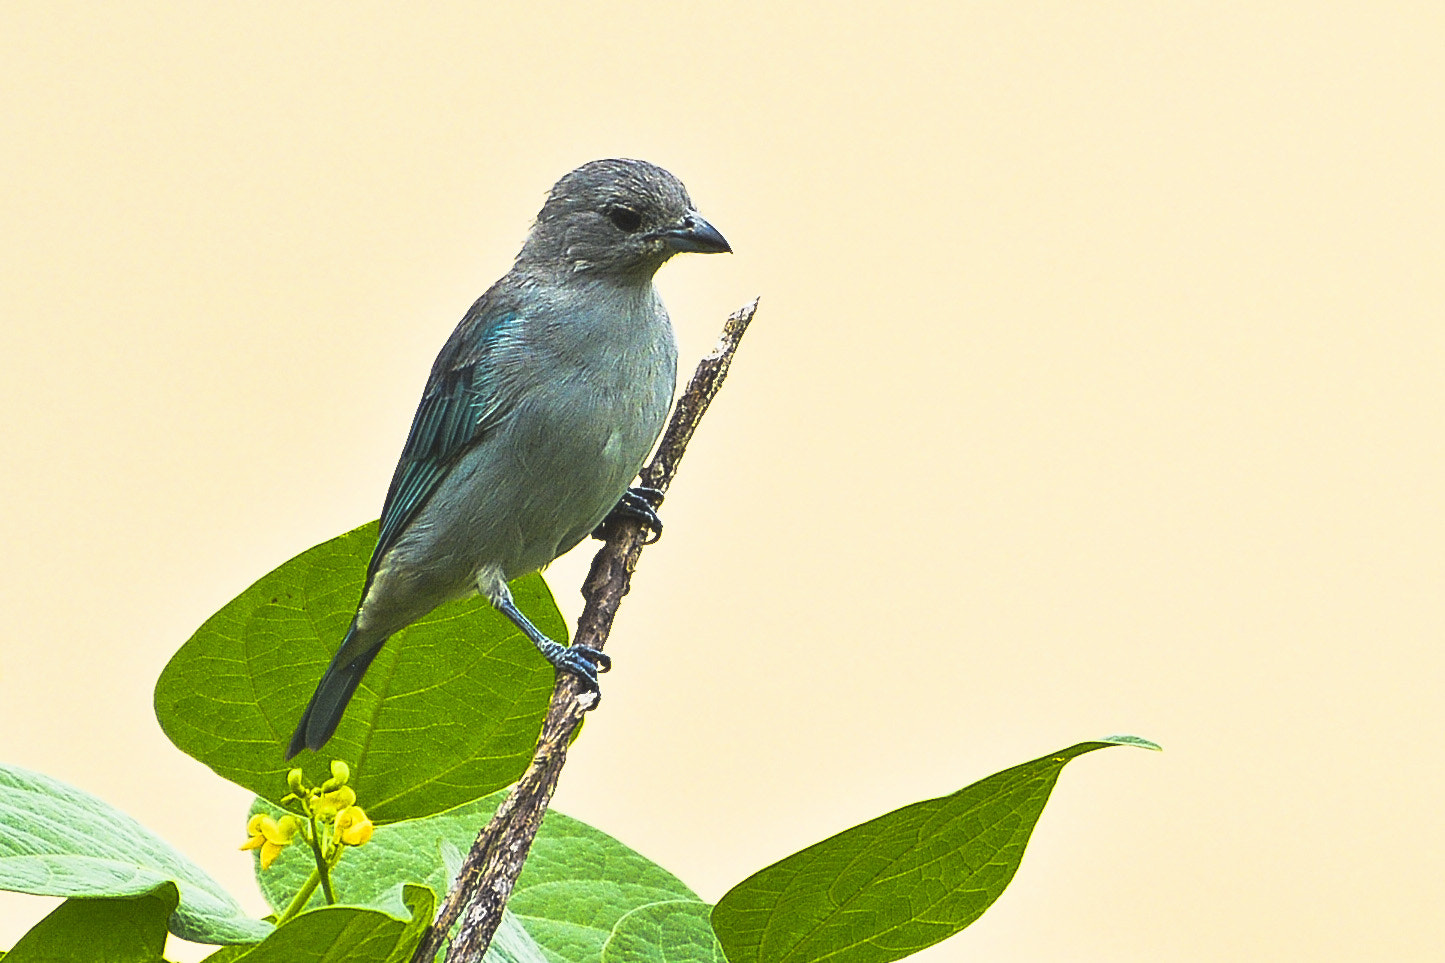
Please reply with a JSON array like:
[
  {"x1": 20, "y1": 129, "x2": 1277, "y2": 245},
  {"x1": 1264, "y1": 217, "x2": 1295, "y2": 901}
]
[{"x1": 240, "y1": 760, "x2": 373, "y2": 877}]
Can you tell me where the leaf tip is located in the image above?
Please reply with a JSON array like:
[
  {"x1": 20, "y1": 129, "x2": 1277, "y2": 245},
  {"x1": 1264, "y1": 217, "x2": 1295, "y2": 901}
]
[{"x1": 1101, "y1": 734, "x2": 1162, "y2": 751}]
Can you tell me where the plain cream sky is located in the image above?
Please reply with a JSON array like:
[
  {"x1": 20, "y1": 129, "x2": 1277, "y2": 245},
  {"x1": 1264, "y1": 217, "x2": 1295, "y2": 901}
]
[{"x1": 1, "y1": 3, "x2": 1441, "y2": 960}]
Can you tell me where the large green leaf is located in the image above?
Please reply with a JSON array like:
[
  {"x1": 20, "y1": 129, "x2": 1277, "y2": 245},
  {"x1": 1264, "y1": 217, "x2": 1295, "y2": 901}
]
[
  {"x1": 252, "y1": 791, "x2": 707, "y2": 962},
  {"x1": 602, "y1": 901, "x2": 724, "y2": 963},
  {"x1": 3, "y1": 882, "x2": 177, "y2": 962},
  {"x1": 710, "y1": 735, "x2": 1161, "y2": 963},
  {"x1": 0, "y1": 764, "x2": 269, "y2": 944},
  {"x1": 201, "y1": 883, "x2": 433, "y2": 963},
  {"x1": 155, "y1": 521, "x2": 567, "y2": 823}
]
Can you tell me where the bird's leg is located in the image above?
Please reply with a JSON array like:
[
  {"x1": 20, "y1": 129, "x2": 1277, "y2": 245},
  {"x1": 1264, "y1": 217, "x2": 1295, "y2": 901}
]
[
  {"x1": 485, "y1": 577, "x2": 611, "y2": 698},
  {"x1": 592, "y1": 485, "x2": 665, "y2": 544}
]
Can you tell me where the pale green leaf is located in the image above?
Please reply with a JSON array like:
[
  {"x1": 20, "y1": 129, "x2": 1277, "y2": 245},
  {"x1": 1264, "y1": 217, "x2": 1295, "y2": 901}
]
[
  {"x1": 0, "y1": 764, "x2": 269, "y2": 944},
  {"x1": 252, "y1": 791, "x2": 700, "y2": 961},
  {"x1": 602, "y1": 901, "x2": 725, "y2": 963}
]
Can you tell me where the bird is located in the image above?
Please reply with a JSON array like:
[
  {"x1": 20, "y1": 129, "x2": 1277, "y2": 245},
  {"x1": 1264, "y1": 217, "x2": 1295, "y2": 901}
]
[{"x1": 286, "y1": 159, "x2": 730, "y2": 759}]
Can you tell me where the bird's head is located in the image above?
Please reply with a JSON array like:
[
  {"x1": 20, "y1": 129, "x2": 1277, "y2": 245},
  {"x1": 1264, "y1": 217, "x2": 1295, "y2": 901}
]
[{"x1": 519, "y1": 158, "x2": 731, "y2": 279}]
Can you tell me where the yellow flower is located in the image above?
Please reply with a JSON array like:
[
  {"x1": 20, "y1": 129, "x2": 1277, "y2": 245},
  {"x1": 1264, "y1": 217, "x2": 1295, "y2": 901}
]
[
  {"x1": 310, "y1": 784, "x2": 357, "y2": 819},
  {"x1": 334, "y1": 805, "x2": 374, "y2": 847},
  {"x1": 240, "y1": 814, "x2": 302, "y2": 870}
]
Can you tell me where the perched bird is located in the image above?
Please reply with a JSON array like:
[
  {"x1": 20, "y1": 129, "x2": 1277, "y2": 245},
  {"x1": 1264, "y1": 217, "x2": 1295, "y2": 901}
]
[{"x1": 287, "y1": 159, "x2": 730, "y2": 759}]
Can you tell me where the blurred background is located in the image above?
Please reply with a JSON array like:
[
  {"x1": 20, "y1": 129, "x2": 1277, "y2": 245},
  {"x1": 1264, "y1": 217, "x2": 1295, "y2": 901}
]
[{"x1": 1, "y1": 3, "x2": 1441, "y2": 960}]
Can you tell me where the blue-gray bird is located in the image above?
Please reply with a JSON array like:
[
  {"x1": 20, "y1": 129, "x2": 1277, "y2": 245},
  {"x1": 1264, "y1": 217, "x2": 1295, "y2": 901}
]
[{"x1": 286, "y1": 159, "x2": 730, "y2": 759}]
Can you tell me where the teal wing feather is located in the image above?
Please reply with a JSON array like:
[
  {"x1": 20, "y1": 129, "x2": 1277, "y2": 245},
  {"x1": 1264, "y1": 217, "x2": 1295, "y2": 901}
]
[{"x1": 371, "y1": 301, "x2": 523, "y2": 569}]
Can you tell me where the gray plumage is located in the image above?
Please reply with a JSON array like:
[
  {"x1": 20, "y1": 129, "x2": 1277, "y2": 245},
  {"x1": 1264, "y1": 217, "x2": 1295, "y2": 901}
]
[{"x1": 287, "y1": 159, "x2": 730, "y2": 758}]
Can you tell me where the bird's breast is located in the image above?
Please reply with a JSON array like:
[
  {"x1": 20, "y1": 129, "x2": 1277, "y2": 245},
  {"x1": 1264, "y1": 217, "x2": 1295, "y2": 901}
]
[{"x1": 382, "y1": 286, "x2": 678, "y2": 593}]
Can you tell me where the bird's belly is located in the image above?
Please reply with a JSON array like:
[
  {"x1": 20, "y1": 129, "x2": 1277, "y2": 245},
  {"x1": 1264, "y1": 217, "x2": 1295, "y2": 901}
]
[{"x1": 389, "y1": 385, "x2": 666, "y2": 596}]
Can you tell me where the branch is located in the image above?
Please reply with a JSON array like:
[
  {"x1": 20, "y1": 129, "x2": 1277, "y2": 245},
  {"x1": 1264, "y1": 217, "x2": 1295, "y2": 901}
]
[{"x1": 412, "y1": 297, "x2": 760, "y2": 963}]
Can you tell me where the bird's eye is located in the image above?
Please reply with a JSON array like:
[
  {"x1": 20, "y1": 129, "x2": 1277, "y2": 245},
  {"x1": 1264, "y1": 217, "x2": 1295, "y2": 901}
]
[{"x1": 607, "y1": 207, "x2": 643, "y2": 233}]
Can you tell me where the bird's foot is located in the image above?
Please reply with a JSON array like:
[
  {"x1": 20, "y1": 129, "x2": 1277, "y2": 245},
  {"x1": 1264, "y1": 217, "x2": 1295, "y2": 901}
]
[
  {"x1": 593, "y1": 485, "x2": 664, "y2": 544},
  {"x1": 537, "y1": 639, "x2": 612, "y2": 699}
]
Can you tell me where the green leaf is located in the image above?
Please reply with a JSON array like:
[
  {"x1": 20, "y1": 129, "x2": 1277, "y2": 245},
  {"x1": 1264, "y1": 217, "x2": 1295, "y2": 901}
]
[
  {"x1": 200, "y1": 883, "x2": 433, "y2": 963},
  {"x1": 0, "y1": 763, "x2": 270, "y2": 944},
  {"x1": 710, "y1": 735, "x2": 1162, "y2": 963},
  {"x1": 507, "y1": 807, "x2": 702, "y2": 961},
  {"x1": 252, "y1": 791, "x2": 702, "y2": 961},
  {"x1": 4, "y1": 882, "x2": 177, "y2": 962},
  {"x1": 602, "y1": 901, "x2": 726, "y2": 963},
  {"x1": 154, "y1": 521, "x2": 567, "y2": 823}
]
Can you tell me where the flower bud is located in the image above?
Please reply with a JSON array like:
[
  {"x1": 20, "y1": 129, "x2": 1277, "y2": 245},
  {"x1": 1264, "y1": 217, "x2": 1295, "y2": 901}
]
[{"x1": 321, "y1": 759, "x2": 351, "y2": 792}]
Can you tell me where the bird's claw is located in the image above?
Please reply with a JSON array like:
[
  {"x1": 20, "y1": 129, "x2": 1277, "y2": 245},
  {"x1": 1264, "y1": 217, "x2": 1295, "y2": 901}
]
[
  {"x1": 542, "y1": 641, "x2": 611, "y2": 703},
  {"x1": 569, "y1": 643, "x2": 611, "y2": 675},
  {"x1": 593, "y1": 485, "x2": 665, "y2": 544}
]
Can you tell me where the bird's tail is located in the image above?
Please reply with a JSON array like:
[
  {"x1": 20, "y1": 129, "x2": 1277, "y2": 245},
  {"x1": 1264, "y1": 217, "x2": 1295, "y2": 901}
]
[{"x1": 285, "y1": 625, "x2": 385, "y2": 759}]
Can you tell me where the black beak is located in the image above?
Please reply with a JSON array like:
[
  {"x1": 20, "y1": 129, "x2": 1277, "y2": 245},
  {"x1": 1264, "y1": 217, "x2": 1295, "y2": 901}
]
[{"x1": 661, "y1": 212, "x2": 732, "y2": 254}]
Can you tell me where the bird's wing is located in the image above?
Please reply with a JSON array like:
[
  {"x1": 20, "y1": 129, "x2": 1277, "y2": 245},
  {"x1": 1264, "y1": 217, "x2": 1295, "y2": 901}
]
[{"x1": 371, "y1": 297, "x2": 524, "y2": 570}]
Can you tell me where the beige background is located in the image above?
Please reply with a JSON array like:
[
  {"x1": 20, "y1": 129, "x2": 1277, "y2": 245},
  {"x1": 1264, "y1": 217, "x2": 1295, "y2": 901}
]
[{"x1": 2, "y1": 3, "x2": 1441, "y2": 960}]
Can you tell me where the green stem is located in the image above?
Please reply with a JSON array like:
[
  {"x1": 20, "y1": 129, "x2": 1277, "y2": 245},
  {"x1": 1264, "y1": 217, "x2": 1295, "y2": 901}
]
[
  {"x1": 307, "y1": 815, "x2": 337, "y2": 905},
  {"x1": 275, "y1": 867, "x2": 322, "y2": 926}
]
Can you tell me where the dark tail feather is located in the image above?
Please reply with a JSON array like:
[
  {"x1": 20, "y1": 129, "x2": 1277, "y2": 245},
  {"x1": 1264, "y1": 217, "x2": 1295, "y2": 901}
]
[{"x1": 285, "y1": 630, "x2": 384, "y2": 759}]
